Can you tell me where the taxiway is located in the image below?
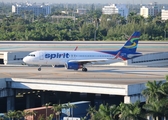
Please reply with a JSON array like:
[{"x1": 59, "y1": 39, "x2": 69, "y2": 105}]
[{"x1": 0, "y1": 65, "x2": 167, "y2": 84}]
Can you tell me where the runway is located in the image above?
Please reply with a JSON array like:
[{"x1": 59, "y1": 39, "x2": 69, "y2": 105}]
[
  {"x1": 0, "y1": 65, "x2": 167, "y2": 84},
  {"x1": 0, "y1": 41, "x2": 168, "y2": 52},
  {"x1": 1, "y1": 41, "x2": 168, "y2": 44}
]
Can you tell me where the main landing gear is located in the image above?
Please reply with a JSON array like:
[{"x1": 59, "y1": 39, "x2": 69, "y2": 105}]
[
  {"x1": 82, "y1": 67, "x2": 87, "y2": 72},
  {"x1": 74, "y1": 67, "x2": 87, "y2": 72},
  {"x1": 38, "y1": 66, "x2": 41, "y2": 71},
  {"x1": 81, "y1": 64, "x2": 87, "y2": 72}
]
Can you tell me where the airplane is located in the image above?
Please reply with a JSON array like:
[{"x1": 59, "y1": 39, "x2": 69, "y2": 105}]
[{"x1": 23, "y1": 31, "x2": 142, "y2": 72}]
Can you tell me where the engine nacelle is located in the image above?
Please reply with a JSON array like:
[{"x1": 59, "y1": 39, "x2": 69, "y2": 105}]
[{"x1": 65, "y1": 62, "x2": 82, "y2": 70}]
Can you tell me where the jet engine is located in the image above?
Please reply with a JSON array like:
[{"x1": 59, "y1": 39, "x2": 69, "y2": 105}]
[{"x1": 65, "y1": 62, "x2": 82, "y2": 70}]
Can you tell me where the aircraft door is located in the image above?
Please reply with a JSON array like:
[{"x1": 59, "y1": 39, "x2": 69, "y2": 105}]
[{"x1": 39, "y1": 52, "x2": 44, "y2": 60}]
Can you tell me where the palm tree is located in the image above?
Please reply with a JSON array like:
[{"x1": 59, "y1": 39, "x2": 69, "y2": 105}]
[
  {"x1": 5, "y1": 110, "x2": 17, "y2": 120},
  {"x1": 142, "y1": 81, "x2": 163, "y2": 103},
  {"x1": 95, "y1": 103, "x2": 112, "y2": 120},
  {"x1": 118, "y1": 101, "x2": 145, "y2": 120},
  {"x1": 143, "y1": 98, "x2": 168, "y2": 120},
  {"x1": 46, "y1": 114, "x2": 54, "y2": 120},
  {"x1": 15, "y1": 110, "x2": 23, "y2": 120},
  {"x1": 142, "y1": 78, "x2": 168, "y2": 120},
  {"x1": 37, "y1": 114, "x2": 45, "y2": 120},
  {"x1": 165, "y1": 75, "x2": 168, "y2": 81},
  {"x1": 65, "y1": 102, "x2": 76, "y2": 118},
  {"x1": 43, "y1": 102, "x2": 51, "y2": 120},
  {"x1": 86, "y1": 105, "x2": 97, "y2": 120},
  {"x1": 158, "y1": 83, "x2": 168, "y2": 97},
  {"x1": 28, "y1": 111, "x2": 36, "y2": 120},
  {"x1": 109, "y1": 104, "x2": 120, "y2": 120},
  {"x1": 22, "y1": 110, "x2": 31, "y2": 120},
  {"x1": 52, "y1": 103, "x2": 64, "y2": 120},
  {"x1": 160, "y1": 75, "x2": 168, "y2": 96}
]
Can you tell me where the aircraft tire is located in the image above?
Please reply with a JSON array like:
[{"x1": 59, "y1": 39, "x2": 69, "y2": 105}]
[
  {"x1": 38, "y1": 68, "x2": 41, "y2": 71},
  {"x1": 82, "y1": 68, "x2": 87, "y2": 72}
]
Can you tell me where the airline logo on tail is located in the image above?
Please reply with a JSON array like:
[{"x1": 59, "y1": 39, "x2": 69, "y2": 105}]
[
  {"x1": 123, "y1": 31, "x2": 140, "y2": 49},
  {"x1": 124, "y1": 37, "x2": 139, "y2": 49}
]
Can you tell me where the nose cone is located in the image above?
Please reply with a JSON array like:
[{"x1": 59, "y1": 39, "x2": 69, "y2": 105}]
[{"x1": 23, "y1": 57, "x2": 28, "y2": 63}]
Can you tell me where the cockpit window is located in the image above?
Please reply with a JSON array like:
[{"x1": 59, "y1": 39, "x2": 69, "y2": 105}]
[{"x1": 28, "y1": 54, "x2": 35, "y2": 57}]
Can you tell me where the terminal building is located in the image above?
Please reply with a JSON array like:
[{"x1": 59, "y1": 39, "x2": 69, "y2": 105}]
[{"x1": 12, "y1": 2, "x2": 51, "y2": 16}]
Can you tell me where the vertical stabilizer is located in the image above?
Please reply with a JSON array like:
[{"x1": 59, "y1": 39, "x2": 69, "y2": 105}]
[{"x1": 120, "y1": 31, "x2": 141, "y2": 53}]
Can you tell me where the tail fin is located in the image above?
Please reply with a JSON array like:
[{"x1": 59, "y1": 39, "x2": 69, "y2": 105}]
[{"x1": 120, "y1": 31, "x2": 140, "y2": 53}]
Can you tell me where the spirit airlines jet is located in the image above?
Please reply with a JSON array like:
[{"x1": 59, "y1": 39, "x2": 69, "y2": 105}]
[{"x1": 23, "y1": 31, "x2": 142, "y2": 72}]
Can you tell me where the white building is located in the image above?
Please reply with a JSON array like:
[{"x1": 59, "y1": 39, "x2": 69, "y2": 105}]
[
  {"x1": 102, "y1": 4, "x2": 118, "y2": 15},
  {"x1": 161, "y1": 9, "x2": 168, "y2": 20},
  {"x1": 102, "y1": 4, "x2": 129, "y2": 18},
  {"x1": 12, "y1": 3, "x2": 51, "y2": 16},
  {"x1": 140, "y1": 6, "x2": 149, "y2": 18},
  {"x1": 140, "y1": 2, "x2": 161, "y2": 18}
]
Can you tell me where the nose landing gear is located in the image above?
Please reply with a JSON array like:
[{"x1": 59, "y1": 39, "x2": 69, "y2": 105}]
[{"x1": 38, "y1": 66, "x2": 41, "y2": 71}]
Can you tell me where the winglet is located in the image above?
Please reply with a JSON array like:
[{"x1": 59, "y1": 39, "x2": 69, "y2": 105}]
[{"x1": 74, "y1": 46, "x2": 78, "y2": 51}]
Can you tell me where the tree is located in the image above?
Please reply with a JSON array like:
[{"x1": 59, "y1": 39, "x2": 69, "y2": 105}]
[
  {"x1": 118, "y1": 101, "x2": 145, "y2": 120},
  {"x1": 64, "y1": 102, "x2": 76, "y2": 118},
  {"x1": 15, "y1": 110, "x2": 23, "y2": 120},
  {"x1": 43, "y1": 102, "x2": 51, "y2": 120},
  {"x1": 109, "y1": 105, "x2": 120, "y2": 120},
  {"x1": 52, "y1": 104, "x2": 64, "y2": 120},
  {"x1": 86, "y1": 105, "x2": 97, "y2": 120},
  {"x1": 95, "y1": 103, "x2": 111, "y2": 120},
  {"x1": 5, "y1": 110, "x2": 17, "y2": 120},
  {"x1": 143, "y1": 98, "x2": 168, "y2": 120},
  {"x1": 142, "y1": 81, "x2": 163, "y2": 103},
  {"x1": 46, "y1": 114, "x2": 54, "y2": 120}
]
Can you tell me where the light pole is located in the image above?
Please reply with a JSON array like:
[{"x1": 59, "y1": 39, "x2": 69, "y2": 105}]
[
  {"x1": 94, "y1": 20, "x2": 98, "y2": 41},
  {"x1": 164, "y1": 30, "x2": 166, "y2": 40}
]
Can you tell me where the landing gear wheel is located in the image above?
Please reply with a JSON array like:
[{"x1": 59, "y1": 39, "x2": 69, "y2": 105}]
[
  {"x1": 38, "y1": 68, "x2": 41, "y2": 71},
  {"x1": 82, "y1": 68, "x2": 87, "y2": 72}
]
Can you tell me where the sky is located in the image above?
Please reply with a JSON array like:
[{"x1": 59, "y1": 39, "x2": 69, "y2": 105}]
[{"x1": 4, "y1": 0, "x2": 168, "y2": 4}]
